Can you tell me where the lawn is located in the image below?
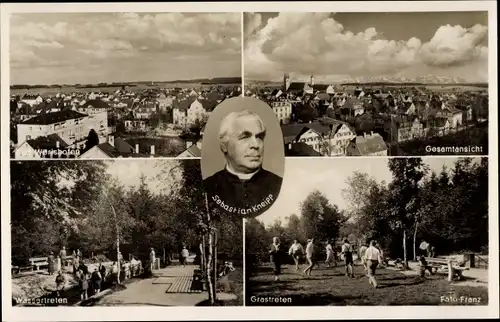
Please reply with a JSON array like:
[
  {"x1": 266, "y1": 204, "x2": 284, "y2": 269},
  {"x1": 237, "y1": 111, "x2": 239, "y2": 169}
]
[{"x1": 246, "y1": 263, "x2": 488, "y2": 306}]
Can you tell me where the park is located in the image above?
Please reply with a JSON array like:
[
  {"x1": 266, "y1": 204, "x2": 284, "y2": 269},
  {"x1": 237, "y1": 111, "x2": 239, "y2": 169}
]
[
  {"x1": 245, "y1": 157, "x2": 489, "y2": 306},
  {"x1": 10, "y1": 159, "x2": 243, "y2": 306}
]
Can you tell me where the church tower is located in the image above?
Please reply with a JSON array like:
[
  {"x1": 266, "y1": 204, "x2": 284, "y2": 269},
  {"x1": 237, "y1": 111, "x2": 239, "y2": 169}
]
[{"x1": 283, "y1": 72, "x2": 290, "y2": 91}]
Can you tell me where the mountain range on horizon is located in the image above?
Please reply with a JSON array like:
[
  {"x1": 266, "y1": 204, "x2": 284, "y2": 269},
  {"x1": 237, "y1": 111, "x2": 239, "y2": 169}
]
[{"x1": 247, "y1": 75, "x2": 487, "y2": 85}]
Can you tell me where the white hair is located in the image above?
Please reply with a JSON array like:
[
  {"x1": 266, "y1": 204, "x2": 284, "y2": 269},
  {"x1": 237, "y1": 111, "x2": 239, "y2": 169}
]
[{"x1": 218, "y1": 110, "x2": 265, "y2": 152}]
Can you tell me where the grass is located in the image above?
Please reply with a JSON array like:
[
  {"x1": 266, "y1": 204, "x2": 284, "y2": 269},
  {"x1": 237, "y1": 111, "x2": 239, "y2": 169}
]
[{"x1": 246, "y1": 263, "x2": 488, "y2": 306}]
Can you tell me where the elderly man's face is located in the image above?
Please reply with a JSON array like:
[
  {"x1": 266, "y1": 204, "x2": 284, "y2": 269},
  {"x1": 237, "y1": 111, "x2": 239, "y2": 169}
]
[{"x1": 224, "y1": 114, "x2": 265, "y2": 173}]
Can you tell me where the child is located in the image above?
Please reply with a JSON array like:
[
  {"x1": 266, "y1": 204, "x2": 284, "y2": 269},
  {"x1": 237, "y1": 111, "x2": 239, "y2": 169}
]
[
  {"x1": 55, "y1": 271, "x2": 66, "y2": 297},
  {"x1": 418, "y1": 255, "x2": 434, "y2": 277}
]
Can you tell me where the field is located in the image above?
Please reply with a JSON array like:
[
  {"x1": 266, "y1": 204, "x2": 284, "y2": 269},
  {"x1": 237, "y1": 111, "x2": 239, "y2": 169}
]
[
  {"x1": 10, "y1": 83, "x2": 240, "y2": 97},
  {"x1": 246, "y1": 263, "x2": 488, "y2": 306}
]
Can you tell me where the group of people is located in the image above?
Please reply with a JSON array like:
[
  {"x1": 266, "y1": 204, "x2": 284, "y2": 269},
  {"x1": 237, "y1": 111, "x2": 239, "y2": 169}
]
[
  {"x1": 47, "y1": 246, "x2": 78, "y2": 275},
  {"x1": 75, "y1": 262, "x2": 107, "y2": 300},
  {"x1": 269, "y1": 237, "x2": 385, "y2": 288},
  {"x1": 51, "y1": 246, "x2": 134, "y2": 300}
]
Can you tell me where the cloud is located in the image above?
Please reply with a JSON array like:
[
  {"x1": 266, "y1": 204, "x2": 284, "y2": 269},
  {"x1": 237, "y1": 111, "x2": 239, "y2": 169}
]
[
  {"x1": 245, "y1": 13, "x2": 262, "y2": 37},
  {"x1": 10, "y1": 12, "x2": 241, "y2": 75},
  {"x1": 419, "y1": 23, "x2": 488, "y2": 67},
  {"x1": 244, "y1": 13, "x2": 488, "y2": 82}
]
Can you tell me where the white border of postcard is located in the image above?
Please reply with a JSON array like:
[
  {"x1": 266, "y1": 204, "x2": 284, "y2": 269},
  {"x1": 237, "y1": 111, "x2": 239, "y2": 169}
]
[{"x1": 1, "y1": 1, "x2": 498, "y2": 320}]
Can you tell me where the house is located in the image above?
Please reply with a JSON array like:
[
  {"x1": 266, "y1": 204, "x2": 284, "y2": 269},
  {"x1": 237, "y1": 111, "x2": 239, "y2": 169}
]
[
  {"x1": 436, "y1": 105, "x2": 463, "y2": 128},
  {"x1": 430, "y1": 117, "x2": 451, "y2": 136},
  {"x1": 392, "y1": 117, "x2": 425, "y2": 142},
  {"x1": 283, "y1": 73, "x2": 313, "y2": 95},
  {"x1": 284, "y1": 142, "x2": 322, "y2": 156},
  {"x1": 79, "y1": 135, "x2": 152, "y2": 158},
  {"x1": 78, "y1": 99, "x2": 109, "y2": 141},
  {"x1": 269, "y1": 100, "x2": 292, "y2": 124},
  {"x1": 342, "y1": 98, "x2": 365, "y2": 117},
  {"x1": 346, "y1": 132, "x2": 388, "y2": 156},
  {"x1": 295, "y1": 126, "x2": 326, "y2": 154},
  {"x1": 21, "y1": 94, "x2": 43, "y2": 106},
  {"x1": 17, "y1": 110, "x2": 89, "y2": 150},
  {"x1": 124, "y1": 119, "x2": 149, "y2": 132},
  {"x1": 14, "y1": 134, "x2": 74, "y2": 159},
  {"x1": 16, "y1": 103, "x2": 38, "y2": 121},
  {"x1": 133, "y1": 101, "x2": 157, "y2": 119},
  {"x1": 328, "y1": 121, "x2": 357, "y2": 156},
  {"x1": 312, "y1": 84, "x2": 335, "y2": 94},
  {"x1": 177, "y1": 140, "x2": 202, "y2": 158},
  {"x1": 270, "y1": 89, "x2": 284, "y2": 99},
  {"x1": 157, "y1": 93, "x2": 173, "y2": 112},
  {"x1": 172, "y1": 98, "x2": 217, "y2": 128}
]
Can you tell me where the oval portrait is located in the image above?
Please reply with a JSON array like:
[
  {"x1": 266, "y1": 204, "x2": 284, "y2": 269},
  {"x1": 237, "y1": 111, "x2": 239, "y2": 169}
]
[{"x1": 201, "y1": 97, "x2": 285, "y2": 219}]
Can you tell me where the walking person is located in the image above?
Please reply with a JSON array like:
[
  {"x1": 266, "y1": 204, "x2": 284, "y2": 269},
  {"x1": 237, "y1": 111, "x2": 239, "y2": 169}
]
[
  {"x1": 180, "y1": 246, "x2": 189, "y2": 267},
  {"x1": 303, "y1": 238, "x2": 315, "y2": 276},
  {"x1": 358, "y1": 242, "x2": 368, "y2": 275},
  {"x1": 111, "y1": 261, "x2": 120, "y2": 285},
  {"x1": 78, "y1": 270, "x2": 89, "y2": 301},
  {"x1": 55, "y1": 255, "x2": 62, "y2": 273},
  {"x1": 55, "y1": 270, "x2": 66, "y2": 297},
  {"x1": 325, "y1": 240, "x2": 336, "y2": 268},
  {"x1": 48, "y1": 251, "x2": 56, "y2": 275},
  {"x1": 149, "y1": 248, "x2": 156, "y2": 272},
  {"x1": 59, "y1": 246, "x2": 67, "y2": 264},
  {"x1": 269, "y1": 237, "x2": 284, "y2": 281},
  {"x1": 364, "y1": 240, "x2": 383, "y2": 288},
  {"x1": 91, "y1": 268, "x2": 102, "y2": 295},
  {"x1": 341, "y1": 239, "x2": 355, "y2": 278},
  {"x1": 288, "y1": 239, "x2": 304, "y2": 270}
]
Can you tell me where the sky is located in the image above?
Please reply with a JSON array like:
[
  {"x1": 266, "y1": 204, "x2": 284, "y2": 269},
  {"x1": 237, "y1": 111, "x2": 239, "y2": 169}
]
[
  {"x1": 244, "y1": 12, "x2": 489, "y2": 83},
  {"x1": 10, "y1": 13, "x2": 242, "y2": 85},
  {"x1": 105, "y1": 159, "x2": 184, "y2": 195},
  {"x1": 256, "y1": 157, "x2": 482, "y2": 226}
]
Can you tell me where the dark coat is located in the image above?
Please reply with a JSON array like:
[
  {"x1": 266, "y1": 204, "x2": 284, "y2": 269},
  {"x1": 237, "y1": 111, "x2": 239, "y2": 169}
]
[{"x1": 203, "y1": 168, "x2": 282, "y2": 218}]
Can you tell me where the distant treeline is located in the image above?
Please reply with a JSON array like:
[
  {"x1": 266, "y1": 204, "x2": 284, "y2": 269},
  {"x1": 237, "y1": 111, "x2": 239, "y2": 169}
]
[
  {"x1": 11, "y1": 77, "x2": 242, "y2": 90},
  {"x1": 168, "y1": 77, "x2": 241, "y2": 85},
  {"x1": 341, "y1": 82, "x2": 488, "y2": 87},
  {"x1": 10, "y1": 83, "x2": 136, "y2": 90}
]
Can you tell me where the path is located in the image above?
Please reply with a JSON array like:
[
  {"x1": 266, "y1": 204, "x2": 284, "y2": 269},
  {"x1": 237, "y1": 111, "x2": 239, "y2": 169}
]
[{"x1": 95, "y1": 264, "x2": 237, "y2": 306}]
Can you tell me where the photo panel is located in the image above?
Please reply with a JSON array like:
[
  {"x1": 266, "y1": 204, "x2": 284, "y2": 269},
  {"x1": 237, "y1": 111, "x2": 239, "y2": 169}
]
[
  {"x1": 10, "y1": 159, "x2": 243, "y2": 307},
  {"x1": 245, "y1": 156, "x2": 489, "y2": 306},
  {"x1": 201, "y1": 96, "x2": 285, "y2": 219},
  {"x1": 9, "y1": 12, "x2": 242, "y2": 160},
  {"x1": 243, "y1": 12, "x2": 489, "y2": 157},
  {"x1": 1, "y1": 1, "x2": 498, "y2": 320}
]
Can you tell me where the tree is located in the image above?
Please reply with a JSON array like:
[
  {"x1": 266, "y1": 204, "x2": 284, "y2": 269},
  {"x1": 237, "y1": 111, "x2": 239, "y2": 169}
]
[
  {"x1": 299, "y1": 190, "x2": 342, "y2": 244},
  {"x1": 387, "y1": 158, "x2": 427, "y2": 267},
  {"x1": 116, "y1": 121, "x2": 126, "y2": 135},
  {"x1": 342, "y1": 171, "x2": 379, "y2": 223},
  {"x1": 284, "y1": 214, "x2": 306, "y2": 243},
  {"x1": 84, "y1": 129, "x2": 99, "y2": 152},
  {"x1": 10, "y1": 161, "x2": 108, "y2": 265},
  {"x1": 157, "y1": 159, "x2": 242, "y2": 305}
]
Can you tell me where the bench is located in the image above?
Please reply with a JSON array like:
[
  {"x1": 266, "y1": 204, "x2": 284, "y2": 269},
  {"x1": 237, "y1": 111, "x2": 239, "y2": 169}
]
[
  {"x1": 29, "y1": 257, "x2": 49, "y2": 271},
  {"x1": 424, "y1": 257, "x2": 469, "y2": 281},
  {"x1": 11, "y1": 265, "x2": 33, "y2": 274}
]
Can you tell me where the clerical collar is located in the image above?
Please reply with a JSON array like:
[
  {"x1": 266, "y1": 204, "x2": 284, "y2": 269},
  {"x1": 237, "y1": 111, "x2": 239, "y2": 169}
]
[{"x1": 225, "y1": 165, "x2": 260, "y2": 180}]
